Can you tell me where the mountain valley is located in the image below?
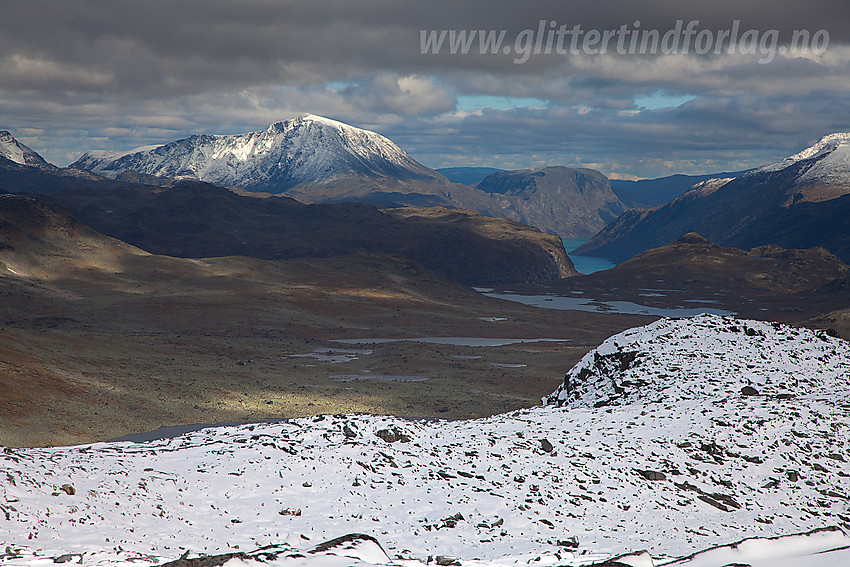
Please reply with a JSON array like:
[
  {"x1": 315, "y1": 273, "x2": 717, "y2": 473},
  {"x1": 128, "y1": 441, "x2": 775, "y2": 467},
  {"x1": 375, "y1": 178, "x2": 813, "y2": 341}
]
[{"x1": 2, "y1": 124, "x2": 850, "y2": 567}]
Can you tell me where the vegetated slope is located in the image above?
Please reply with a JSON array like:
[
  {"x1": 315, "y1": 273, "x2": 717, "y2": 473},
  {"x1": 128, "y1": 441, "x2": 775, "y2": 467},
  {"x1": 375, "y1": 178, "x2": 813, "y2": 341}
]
[
  {"x1": 576, "y1": 133, "x2": 850, "y2": 262},
  {"x1": 40, "y1": 182, "x2": 574, "y2": 285},
  {"x1": 2, "y1": 314, "x2": 848, "y2": 566},
  {"x1": 0, "y1": 192, "x2": 600, "y2": 447},
  {"x1": 0, "y1": 194, "x2": 149, "y2": 279},
  {"x1": 545, "y1": 232, "x2": 850, "y2": 322}
]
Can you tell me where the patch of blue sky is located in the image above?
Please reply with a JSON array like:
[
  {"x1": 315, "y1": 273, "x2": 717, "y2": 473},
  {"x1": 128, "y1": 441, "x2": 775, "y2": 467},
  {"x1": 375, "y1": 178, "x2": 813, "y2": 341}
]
[
  {"x1": 634, "y1": 90, "x2": 696, "y2": 110},
  {"x1": 457, "y1": 95, "x2": 547, "y2": 111}
]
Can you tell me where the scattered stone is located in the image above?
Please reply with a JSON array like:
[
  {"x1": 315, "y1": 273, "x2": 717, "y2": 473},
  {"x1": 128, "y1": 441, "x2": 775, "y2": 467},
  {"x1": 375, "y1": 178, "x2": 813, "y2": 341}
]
[
  {"x1": 375, "y1": 428, "x2": 411, "y2": 443},
  {"x1": 279, "y1": 508, "x2": 301, "y2": 516},
  {"x1": 435, "y1": 555, "x2": 461, "y2": 566},
  {"x1": 343, "y1": 425, "x2": 357, "y2": 438},
  {"x1": 439, "y1": 512, "x2": 465, "y2": 528},
  {"x1": 52, "y1": 554, "x2": 82, "y2": 564},
  {"x1": 308, "y1": 533, "x2": 385, "y2": 555},
  {"x1": 557, "y1": 536, "x2": 579, "y2": 548},
  {"x1": 540, "y1": 438, "x2": 554, "y2": 453},
  {"x1": 158, "y1": 550, "x2": 248, "y2": 567},
  {"x1": 741, "y1": 386, "x2": 759, "y2": 396},
  {"x1": 59, "y1": 484, "x2": 75, "y2": 496},
  {"x1": 787, "y1": 470, "x2": 800, "y2": 482},
  {"x1": 635, "y1": 469, "x2": 666, "y2": 481},
  {"x1": 697, "y1": 494, "x2": 732, "y2": 512}
]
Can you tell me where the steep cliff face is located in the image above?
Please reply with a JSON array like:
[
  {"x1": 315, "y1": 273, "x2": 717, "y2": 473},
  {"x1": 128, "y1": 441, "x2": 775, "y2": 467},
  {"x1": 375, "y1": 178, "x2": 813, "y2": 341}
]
[{"x1": 467, "y1": 166, "x2": 628, "y2": 238}]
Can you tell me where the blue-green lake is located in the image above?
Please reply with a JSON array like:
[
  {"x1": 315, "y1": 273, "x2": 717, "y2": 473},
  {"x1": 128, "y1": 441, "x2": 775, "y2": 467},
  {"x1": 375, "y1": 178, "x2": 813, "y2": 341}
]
[{"x1": 561, "y1": 238, "x2": 617, "y2": 275}]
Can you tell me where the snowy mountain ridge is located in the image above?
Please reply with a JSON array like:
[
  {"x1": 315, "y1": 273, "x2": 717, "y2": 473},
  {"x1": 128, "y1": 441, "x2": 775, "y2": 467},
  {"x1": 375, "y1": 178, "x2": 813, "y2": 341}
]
[
  {"x1": 70, "y1": 115, "x2": 440, "y2": 192},
  {"x1": 753, "y1": 132, "x2": 850, "y2": 185},
  {"x1": 0, "y1": 131, "x2": 49, "y2": 168},
  {"x1": 1, "y1": 314, "x2": 849, "y2": 567}
]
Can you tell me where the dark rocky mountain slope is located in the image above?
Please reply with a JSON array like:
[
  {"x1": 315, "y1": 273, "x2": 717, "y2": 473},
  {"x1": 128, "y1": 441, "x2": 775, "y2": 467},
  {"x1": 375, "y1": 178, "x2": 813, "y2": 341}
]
[
  {"x1": 576, "y1": 133, "x2": 850, "y2": 262},
  {"x1": 40, "y1": 181, "x2": 576, "y2": 285}
]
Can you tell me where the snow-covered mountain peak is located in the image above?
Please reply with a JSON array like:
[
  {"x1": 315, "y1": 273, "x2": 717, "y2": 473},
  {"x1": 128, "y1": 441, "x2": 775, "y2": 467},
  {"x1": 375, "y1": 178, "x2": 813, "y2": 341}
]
[
  {"x1": 785, "y1": 132, "x2": 850, "y2": 163},
  {"x1": 70, "y1": 115, "x2": 438, "y2": 192},
  {"x1": 755, "y1": 132, "x2": 850, "y2": 185},
  {"x1": 295, "y1": 112, "x2": 356, "y2": 130},
  {"x1": 547, "y1": 313, "x2": 850, "y2": 407},
  {"x1": 0, "y1": 130, "x2": 49, "y2": 167}
]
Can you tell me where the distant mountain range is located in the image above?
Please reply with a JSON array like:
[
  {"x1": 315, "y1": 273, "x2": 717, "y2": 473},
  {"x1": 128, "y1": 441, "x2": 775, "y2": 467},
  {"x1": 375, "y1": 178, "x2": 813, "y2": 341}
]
[
  {"x1": 577, "y1": 133, "x2": 850, "y2": 263},
  {"x1": 67, "y1": 116, "x2": 629, "y2": 238},
  {"x1": 435, "y1": 167, "x2": 503, "y2": 185},
  {"x1": 10, "y1": 122, "x2": 850, "y2": 264},
  {"x1": 609, "y1": 171, "x2": 748, "y2": 208},
  {"x1": 0, "y1": 146, "x2": 576, "y2": 285}
]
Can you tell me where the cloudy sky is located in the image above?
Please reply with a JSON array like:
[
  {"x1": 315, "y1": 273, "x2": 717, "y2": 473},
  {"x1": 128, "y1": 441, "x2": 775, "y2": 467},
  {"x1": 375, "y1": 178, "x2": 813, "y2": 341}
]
[{"x1": 2, "y1": 0, "x2": 849, "y2": 179}]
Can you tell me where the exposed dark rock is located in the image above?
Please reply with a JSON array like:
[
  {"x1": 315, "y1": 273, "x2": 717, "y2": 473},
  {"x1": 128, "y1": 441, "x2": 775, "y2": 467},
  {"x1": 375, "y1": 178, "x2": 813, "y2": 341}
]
[
  {"x1": 557, "y1": 536, "x2": 580, "y2": 548},
  {"x1": 375, "y1": 428, "x2": 411, "y2": 443},
  {"x1": 158, "y1": 550, "x2": 248, "y2": 567},
  {"x1": 741, "y1": 386, "x2": 760, "y2": 396},
  {"x1": 439, "y1": 513, "x2": 465, "y2": 528},
  {"x1": 635, "y1": 469, "x2": 666, "y2": 481}
]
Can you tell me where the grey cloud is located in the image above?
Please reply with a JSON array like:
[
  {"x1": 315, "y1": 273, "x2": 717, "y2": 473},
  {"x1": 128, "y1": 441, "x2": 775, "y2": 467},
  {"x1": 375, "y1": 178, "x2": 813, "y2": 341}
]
[{"x1": 1, "y1": 0, "x2": 848, "y2": 176}]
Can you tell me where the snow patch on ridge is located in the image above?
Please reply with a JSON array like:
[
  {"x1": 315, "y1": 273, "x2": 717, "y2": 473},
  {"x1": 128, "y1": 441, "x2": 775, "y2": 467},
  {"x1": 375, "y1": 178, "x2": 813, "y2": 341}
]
[
  {"x1": 754, "y1": 132, "x2": 850, "y2": 185},
  {"x1": 0, "y1": 131, "x2": 48, "y2": 167}
]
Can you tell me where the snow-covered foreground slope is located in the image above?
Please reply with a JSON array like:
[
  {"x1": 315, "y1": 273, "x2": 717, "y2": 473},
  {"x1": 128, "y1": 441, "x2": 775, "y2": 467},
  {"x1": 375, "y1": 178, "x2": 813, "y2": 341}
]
[
  {"x1": 547, "y1": 314, "x2": 850, "y2": 406},
  {"x1": 1, "y1": 314, "x2": 849, "y2": 567}
]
